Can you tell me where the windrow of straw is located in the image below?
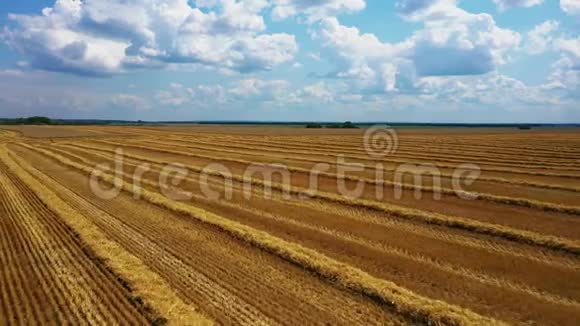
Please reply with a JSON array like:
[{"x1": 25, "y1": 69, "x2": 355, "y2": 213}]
[
  {"x1": 170, "y1": 136, "x2": 580, "y2": 170},
  {"x1": 151, "y1": 137, "x2": 580, "y2": 193},
  {"x1": 44, "y1": 142, "x2": 580, "y2": 271},
  {"x1": 0, "y1": 145, "x2": 213, "y2": 326},
  {"x1": 56, "y1": 150, "x2": 576, "y2": 310},
  {"x1": 235, "y1": 135, "x2": 580, "y2": 161},
  {"x1": 95, "y1": 139, "x2": 580, "y2": 215},
  {"x1": 16, "y1": 143, "x2": 506, "y2": 326},
  {"x1": 137, "y1": 138, "x2": 580, "y2": 179},
  {"x1": 27, "y1": 142, "x2": 580, "y2": 256}
]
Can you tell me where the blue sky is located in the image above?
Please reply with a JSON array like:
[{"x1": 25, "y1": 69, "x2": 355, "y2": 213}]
[{"x1": 0, "y1": 0, "x2": 578, "y2": 122}]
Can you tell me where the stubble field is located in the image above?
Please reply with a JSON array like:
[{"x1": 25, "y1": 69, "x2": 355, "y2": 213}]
[{"x1": 0, "y1": 124, "x2": 579, "y2": 325}]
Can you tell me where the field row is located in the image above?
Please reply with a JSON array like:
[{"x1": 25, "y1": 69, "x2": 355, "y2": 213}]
[
  {"x1": 7, "y1": 135, "x2": 580, "y2": 325},
  {"x1": 7, "y1": 143, "x2": 421, "y2": 325},
  {"x1": 0, "y1": 148, "x2": 155, "y2": 324},
  {"x1": 128, "y1": 136, "x2": 580, "y2": 192},
  {"x1": 1, "y1": 126, "x2": 579, "y2": 325},
  {"x1": 67, "y1": 139, "x2": 580, "y2": 241},
  {"x1": 165, "y1": 134, "x2": 580, "y2": 168}
]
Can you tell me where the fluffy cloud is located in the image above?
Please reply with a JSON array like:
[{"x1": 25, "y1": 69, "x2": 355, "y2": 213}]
[
  {"x1": 0, "y1": 77, "x2": 104, "y2": 117},
  {"x1": 154, "y1": 78, "x2": 294, "y2": 108},
  {"x1": 544, "y1": 62, "x2": 579, "y2": 97},
  {"x1": 272, "y1": 0, "x2": 366, "y2": 22},
  {"x1": 526, "y1": 20, "x2": 560, "y2": 54},
  {"x1": 111, "y1": 94, "x2": 150, "y2": 110},
  {"x1": 313, "y1": 2, "x2": 520, "y2": 94},
  {"x1": 155, "y1": 83, "x2": 194, "y2": 106},
  {"x1": 561, "y1": 0, "x2": 580, "y2": 15},
  {"x1": 545, "y1": 37, "x2": 580, "y2": 98},
  {"x1": 416, "y1": 73, "x2": 536, "y2": 104},
  {"x1": 492, "y1": 0, "x2": 544, "y2": 11},
  {"x1": 396, "y1": 0, "x2": 462, "y2": 21},
  {"x1": 312, "y1": 17, "x2": 412, "y2": 92},
  {"x1": 398, "y1": 0, "x2": 521, "y2": 76},
  {"x1": 229, "y1": 78, "x2": 290, "y2": 100},
  {"x1": 1, "y1": 0, "x2": 576, "y2": 121},
  {"x1": 2, "y1": 0, "x2": 298, "y2": 76},
  {"x1": 411, "y1": 11, "x2": 520, "y2": 76},
  {"x1": 306, "y1": 2, "x2": 563, "y2": 110},
  {"x1": 0, "y1": 69, "x2": 26, "y2": 77},
  {"x1": 519, "y1": 20, "x2": 578, "y2": 98},
  {"x1": 2, "y1": 1, "x2": 128, "y2": 76},
  {"x1": 301, "y1": 82, "x2": 335, "y2": 102},
  {"x1": 555, "y1": 38, "x2": 580, "y2": 68}
]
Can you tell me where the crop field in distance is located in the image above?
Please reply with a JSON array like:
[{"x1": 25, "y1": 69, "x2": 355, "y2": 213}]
[{"x1": 1, "y1": 124, "x2": 579, "y2": 325}]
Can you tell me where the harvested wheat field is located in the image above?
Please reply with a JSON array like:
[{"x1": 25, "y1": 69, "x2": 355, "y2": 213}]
[{"x1": 1, "y1": 124, "x2": 580, "y2": 325}]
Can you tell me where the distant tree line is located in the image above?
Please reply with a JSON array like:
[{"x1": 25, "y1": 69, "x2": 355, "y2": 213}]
[
  {"x1": 306, "y1": 121, "x2": 359, "y2": 129},
  {"x1": 0, "y1": 117, "x2": 152, "y2": 126},
  {"x1": 0, "y1": 116, "x2": 54, "y2": 125}
]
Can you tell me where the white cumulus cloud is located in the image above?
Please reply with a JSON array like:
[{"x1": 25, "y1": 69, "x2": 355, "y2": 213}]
[
  {"x1": 410, "y1": 9, "x2": 520, "y2": 76},
  {"x1": 526, "y1": 20, "x2": 560, "y2": 54},
  {"x1": 272, "y1": 0, "x2": 366, "y2": 22},
  {"x1": 111, "y1": 93, "x2": 151, "y2": 110},
  {"x1": 492, "y1": 0, "x2": 544, "y2": 11},
  {"x1": 561, "y1": 0, "x2": 580, "y2": 15},
  {"x1": 313, "y1": 2, "x2": 520, "y2": 94},
  {"x1": 301, "y1": 82, "x2": 335, "y2": 102},
  {"x1": 229, "y1": 78, "x2": 290, "y2": 101},
  {"x1": 547, "y1": 37, "x2": 580, "y2": 97},
  {"x1": 395, "y1": 0, "x2": 462, "y2": 21},
  {"x1": 312, "y1": 17, "x2": 412, "y2": 92},
  {"x1": 2, "y1": 0, "x2": 298, "y2": 76}
]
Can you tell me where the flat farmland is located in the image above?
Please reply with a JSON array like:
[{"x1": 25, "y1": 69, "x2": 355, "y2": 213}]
[{"x1": 1, "y1": 125, "x2": 580, "y2": 325}]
